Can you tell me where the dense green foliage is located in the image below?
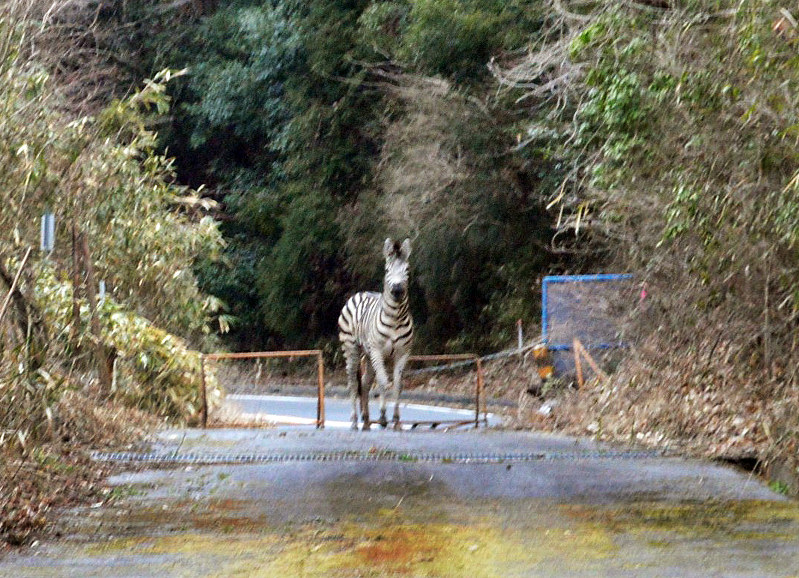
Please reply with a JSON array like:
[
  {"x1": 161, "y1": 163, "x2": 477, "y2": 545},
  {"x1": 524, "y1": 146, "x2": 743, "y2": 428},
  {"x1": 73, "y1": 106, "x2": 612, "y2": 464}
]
[
  {"x1": 521, "y1": 1, "x2": 799, "y2": 374},
  {"x1": 107, "y1": 0, "x2": 799, "y2": 467},
  {"x1": 120, "y1": 0, "x2": 560, "y2": 352}
]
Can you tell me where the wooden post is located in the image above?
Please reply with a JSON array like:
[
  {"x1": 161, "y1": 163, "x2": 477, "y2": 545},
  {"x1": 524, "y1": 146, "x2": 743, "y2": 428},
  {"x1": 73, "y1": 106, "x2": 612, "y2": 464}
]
[
  {"x1": 573, "y1": 338, "x2": 611, "y2": 389},
  {"x1": 573, "y1": 339, "x2": 610, "y2": 384},
  {"x1": 199, "y1": 355, "x2": 208, "y2": 429},
  {"x1": 316, "y1": 352, "x2": 325, "y2": 429},
  {"x1": 573, "y1": 338, "x2": 584, "y2": 389}
]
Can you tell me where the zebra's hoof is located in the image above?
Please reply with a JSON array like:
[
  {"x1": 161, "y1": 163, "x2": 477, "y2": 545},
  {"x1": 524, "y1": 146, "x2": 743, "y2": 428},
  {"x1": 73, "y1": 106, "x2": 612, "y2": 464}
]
[
  {"x1": 362, "y1": 421, "x2": 371, "y2": 431},
  {"x1": 392, "y1": 420, "x2": 401, "y2": 431},
  {"x1": 351, "y1": 422, "x2": 359, "y2": 431},
  {"x1": 378, "y1": 416, "x2": 388, "y2": 428}
]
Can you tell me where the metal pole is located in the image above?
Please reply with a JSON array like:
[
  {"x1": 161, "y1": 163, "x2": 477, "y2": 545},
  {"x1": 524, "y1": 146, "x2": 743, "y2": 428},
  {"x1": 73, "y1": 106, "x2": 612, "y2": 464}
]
[
  {"x1": 40, "y1": 213, "x2": 55, "y2": 254},
  {"x1": 542, "y1": 278, "x2": 549, "y2": 342},
  {"x1": 70, "y1": 223, "x2": 81, "y2": 343},
  {"x1": 517, "y1": 319, "x2": 523, "y2": 351},
  {"x1": 81, "y1": 234, "x2": 113, "y2": 391},
  {"x1": 316, "y1": 352, "x2": 325, "y2": 429},
  {"x1": 474, "y1": 357, "x2": 486, "y2": 427},
  {"x1": 408, "y1": 354, "x2": 476, "y2": 362}
]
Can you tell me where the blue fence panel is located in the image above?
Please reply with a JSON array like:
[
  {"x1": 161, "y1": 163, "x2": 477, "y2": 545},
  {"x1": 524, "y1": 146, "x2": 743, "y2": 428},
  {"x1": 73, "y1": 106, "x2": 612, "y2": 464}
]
[{"x1": 541, "y1": 274, "x2": 634, "y2": 375}]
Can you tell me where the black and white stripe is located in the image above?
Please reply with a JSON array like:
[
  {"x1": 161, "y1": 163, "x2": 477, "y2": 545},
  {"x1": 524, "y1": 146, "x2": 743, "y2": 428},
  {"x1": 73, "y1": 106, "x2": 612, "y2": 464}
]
[{"x1": 338, "y1": 238, "x2": 413, "y2": 430}]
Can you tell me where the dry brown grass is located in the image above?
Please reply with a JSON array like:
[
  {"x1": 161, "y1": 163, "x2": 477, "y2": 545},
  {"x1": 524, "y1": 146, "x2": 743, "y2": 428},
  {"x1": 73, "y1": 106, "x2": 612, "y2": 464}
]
[{"x1": 0, "y1": 390, "x2": 157, "y2": 548}]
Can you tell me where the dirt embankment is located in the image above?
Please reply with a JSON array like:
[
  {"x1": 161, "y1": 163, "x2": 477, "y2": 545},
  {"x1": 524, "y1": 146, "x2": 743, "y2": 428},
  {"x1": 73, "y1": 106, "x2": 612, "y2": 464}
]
[{"x1": 1, "y1": 391, "x2": 156, "y2": 550}]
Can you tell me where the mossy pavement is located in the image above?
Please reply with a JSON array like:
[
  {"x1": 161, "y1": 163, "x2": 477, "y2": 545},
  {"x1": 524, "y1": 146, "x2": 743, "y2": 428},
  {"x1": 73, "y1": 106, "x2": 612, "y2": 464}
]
[{"x1": 2, "y1": 428, "x2": 798, "y2": 576}]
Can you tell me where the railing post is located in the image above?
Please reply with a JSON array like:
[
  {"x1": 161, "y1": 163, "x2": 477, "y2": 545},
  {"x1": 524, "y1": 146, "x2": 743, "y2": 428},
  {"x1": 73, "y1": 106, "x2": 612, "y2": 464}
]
[
  {"x1": 316, "y1": 351, "x2": 325, "y2": 429},
  {"x1": 474, "y1": 356, "x2": 486, "y2": 428}
]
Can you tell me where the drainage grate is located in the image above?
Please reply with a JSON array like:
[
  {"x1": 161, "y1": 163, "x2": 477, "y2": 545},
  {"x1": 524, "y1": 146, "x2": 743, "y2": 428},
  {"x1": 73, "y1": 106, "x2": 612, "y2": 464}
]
[{"x1": 90, "y1": 448, "x2": 665, "y2": 465}]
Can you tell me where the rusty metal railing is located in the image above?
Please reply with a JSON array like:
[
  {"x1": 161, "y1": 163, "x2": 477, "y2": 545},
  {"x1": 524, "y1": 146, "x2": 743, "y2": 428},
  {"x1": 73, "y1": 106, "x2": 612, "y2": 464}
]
[
  {"x1": 407, "y1": 354, "x2": 487, "y2": 429},
  {"x1": 200, "y1": 350, "x2": 325, "y2": 429},
  {"x1": 199, "y1": 350, "x2": 489, "y2": 431}
]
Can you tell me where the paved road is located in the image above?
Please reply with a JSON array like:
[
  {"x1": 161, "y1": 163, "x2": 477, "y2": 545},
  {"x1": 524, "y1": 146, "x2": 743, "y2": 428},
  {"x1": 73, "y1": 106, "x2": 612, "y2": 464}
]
[
  {"x1": 2, "y1": 426, "x2": 797, "y2": 576},
  {"x1": 221, "y1": 393, "x2": 501, "y2": 428}
]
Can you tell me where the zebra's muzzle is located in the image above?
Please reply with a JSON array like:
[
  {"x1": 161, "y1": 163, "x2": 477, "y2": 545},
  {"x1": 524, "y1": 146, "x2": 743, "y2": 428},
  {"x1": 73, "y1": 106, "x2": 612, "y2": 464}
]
[{"x1": 390, "y1": 285, "x2": 405, "y2": 300}]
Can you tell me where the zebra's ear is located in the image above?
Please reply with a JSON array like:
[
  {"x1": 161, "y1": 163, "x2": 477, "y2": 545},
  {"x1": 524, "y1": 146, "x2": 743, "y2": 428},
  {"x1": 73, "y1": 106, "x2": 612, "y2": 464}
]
[
  {"x1": 400, "y1": 238, "x2": 411, "y2": 260},
  {"x1": 383, "y1": 238, "x2": 395, "y2": 259}
]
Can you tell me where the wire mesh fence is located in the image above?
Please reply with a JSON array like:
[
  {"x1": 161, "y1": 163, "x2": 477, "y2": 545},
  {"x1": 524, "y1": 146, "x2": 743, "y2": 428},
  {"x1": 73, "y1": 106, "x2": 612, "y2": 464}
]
[{"x1": 542, "y1": 274, "x2": 636, "y2": 376}]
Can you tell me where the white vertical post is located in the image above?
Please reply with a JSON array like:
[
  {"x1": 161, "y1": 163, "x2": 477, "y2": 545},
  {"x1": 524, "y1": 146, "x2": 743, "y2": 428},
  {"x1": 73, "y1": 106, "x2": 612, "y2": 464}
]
[
  {"x1": 517, "y1": 319, "x2": 523, "y2": 351},
  {"x1": 40, "y1": 213, "x2": 55, "y2": 254}
]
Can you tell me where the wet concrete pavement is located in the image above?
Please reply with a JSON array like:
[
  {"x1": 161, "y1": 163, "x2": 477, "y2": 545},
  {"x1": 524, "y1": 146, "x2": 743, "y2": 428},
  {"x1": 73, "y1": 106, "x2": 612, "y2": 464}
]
[{"x1": 2, "y1": 427, "x2": 798, "y2": 576}]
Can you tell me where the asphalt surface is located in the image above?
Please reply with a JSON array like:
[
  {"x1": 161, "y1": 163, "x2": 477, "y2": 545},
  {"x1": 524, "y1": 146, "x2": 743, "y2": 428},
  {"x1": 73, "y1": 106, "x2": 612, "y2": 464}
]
[
  {"x1": 2, "y1": 413, "x2": 798, "y2": 576},
  {"x1": 221, "y1": 393, "x2": 501, "y2": 428}
]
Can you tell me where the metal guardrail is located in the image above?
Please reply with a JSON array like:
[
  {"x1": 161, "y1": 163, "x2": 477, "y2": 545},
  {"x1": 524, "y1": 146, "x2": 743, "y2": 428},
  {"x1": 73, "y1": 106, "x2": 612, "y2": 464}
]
[
  {"x1": 408, "y1": 354, "x2": 487, "y2": 428},
  {"x1": 199, "y1": 339, "x2": 555, "y2": 431},
  {"x1": 201, "y1": 350, "x2": 326, "y2": 429},
  {"x1": 200, "y1": 349, "x2": 506, "y2": 431},
  {"x1": 406, "y1": 342, "x2": 542, "y2": 376}
]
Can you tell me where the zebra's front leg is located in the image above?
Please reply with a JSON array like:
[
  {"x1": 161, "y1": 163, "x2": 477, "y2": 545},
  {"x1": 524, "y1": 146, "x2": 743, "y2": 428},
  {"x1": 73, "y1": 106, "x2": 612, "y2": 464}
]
[
  {"x1": 369, "y1": 351, "x2": 391, "y2": 428},
  {"x1": 391, "y1": 353, "x2": 410, "y2": 430},
  {"x1": 344, "y1": 346, "x2": 360, "y2": 430}
]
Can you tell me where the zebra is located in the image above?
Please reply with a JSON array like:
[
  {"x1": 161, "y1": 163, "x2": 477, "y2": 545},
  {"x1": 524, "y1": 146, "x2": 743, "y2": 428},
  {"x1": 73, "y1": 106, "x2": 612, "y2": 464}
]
[{"x1": 338, "y1": 238, "x2": 413, "y2": 430}]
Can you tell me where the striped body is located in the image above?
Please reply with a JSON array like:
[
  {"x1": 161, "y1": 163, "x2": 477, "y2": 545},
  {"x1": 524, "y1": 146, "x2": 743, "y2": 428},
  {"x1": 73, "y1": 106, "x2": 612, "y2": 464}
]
[
  {"x1": 338, "y1": 291, "x2": 413, "y2": 359},
  {"x1": 338, "y1": 238, "x2": 413, "y2": 430}
]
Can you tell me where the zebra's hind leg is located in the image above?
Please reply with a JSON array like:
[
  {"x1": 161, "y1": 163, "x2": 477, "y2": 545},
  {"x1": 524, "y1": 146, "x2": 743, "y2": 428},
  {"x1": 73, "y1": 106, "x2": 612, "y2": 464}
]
[
  {"x1": 344, "y1": 345, "x2": 360, "y2": 430},
  {"x1": 361, "y1": 357, "x2": 374, "y2": 431}
]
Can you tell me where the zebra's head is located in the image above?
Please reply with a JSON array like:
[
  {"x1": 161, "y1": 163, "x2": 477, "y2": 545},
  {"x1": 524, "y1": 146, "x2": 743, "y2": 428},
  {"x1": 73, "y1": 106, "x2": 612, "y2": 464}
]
[{"x1": 383, "y1": 238, "x2": 411, "y2": 302}]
